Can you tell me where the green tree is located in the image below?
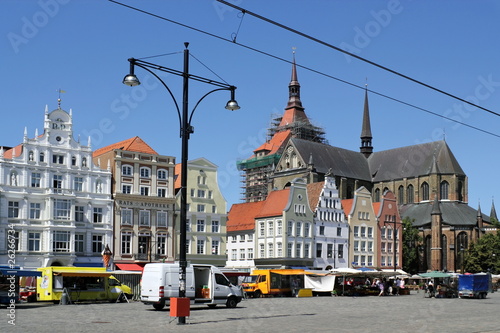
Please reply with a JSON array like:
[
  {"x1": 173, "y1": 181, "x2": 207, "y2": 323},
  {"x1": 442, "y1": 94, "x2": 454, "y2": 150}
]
[
  {"x1": 463, "y1": 233, "x2": 500, "y2": 274},
  {"x1": 402, "y1": 217, "x2": 422, "y2": 274}
]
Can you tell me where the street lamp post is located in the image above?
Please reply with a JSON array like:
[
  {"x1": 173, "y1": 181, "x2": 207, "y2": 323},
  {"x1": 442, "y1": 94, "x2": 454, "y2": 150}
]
[{"x1": 123, "y1": 43, "x2": 239, "y2": 325}]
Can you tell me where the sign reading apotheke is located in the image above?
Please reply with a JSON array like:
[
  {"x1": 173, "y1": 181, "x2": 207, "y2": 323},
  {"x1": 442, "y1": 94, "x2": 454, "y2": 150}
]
[{"x1": 117, "y1": 200, "x2": 169, "y2": 209}]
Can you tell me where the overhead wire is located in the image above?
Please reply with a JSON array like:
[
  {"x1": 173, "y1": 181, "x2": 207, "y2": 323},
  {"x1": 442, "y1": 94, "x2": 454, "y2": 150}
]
[
  {"x1": 216, "y1": 0, "x2": 500, "y2": 118},
  {"x1": 108, "y1": 0, "x2": 500, "y2": 138}
]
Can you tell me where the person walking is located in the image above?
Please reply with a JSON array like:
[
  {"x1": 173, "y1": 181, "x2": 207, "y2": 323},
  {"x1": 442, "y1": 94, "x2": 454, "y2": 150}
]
[{"x1": 378, "y1": 280, "x2": 385, "y2": 296}]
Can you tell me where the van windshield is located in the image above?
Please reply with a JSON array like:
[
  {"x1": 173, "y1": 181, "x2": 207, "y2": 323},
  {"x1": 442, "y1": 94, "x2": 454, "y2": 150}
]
[{"x1": 242, "y1": 276, "x2": 257, "y2": 283}]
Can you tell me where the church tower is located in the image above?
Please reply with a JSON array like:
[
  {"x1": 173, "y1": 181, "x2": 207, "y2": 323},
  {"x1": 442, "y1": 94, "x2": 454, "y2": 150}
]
[
  {"x1": 430, "y1": 195, "x2": 443, "y2": 271},
  {"x1": 360, "y1": 87, "x2": 373, "y2": 158}
]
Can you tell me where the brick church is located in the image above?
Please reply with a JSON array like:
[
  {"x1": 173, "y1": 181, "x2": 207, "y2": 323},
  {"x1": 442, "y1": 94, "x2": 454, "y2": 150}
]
[{"x1": 237, "y1": 55, "x2": 497, "y2": 272}]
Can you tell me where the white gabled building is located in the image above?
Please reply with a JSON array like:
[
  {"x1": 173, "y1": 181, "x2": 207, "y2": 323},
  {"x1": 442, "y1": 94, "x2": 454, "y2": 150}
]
[
  {"x1": 0, "y1": 104, "x2": 113, "y2": 268},
  {"x1": 307, "y1": 175, "x2": 349, "y2": 269}
]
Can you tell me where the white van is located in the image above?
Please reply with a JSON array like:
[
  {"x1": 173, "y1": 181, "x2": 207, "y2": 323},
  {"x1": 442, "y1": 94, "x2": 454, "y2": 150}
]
[{"x1": 141, "y1": 262, "x2": 243, "y2": 310}]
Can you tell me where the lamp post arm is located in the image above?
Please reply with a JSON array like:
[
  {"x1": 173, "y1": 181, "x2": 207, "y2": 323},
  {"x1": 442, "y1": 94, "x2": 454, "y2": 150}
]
[
  {"x1": 133, "y1": 58, "x2": 232, "y2": 89},
  {"x1": 134, "y1": 62, "x2": 182, "y2": 135},
  {"x1": 188, "y1": 87, "x2": 231, "y2": 125}
]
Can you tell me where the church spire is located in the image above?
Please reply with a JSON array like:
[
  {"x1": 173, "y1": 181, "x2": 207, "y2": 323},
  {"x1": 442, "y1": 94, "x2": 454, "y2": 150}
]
[
  {"x1": 285, "y1": 51, "x2": 303, "y2": 111},
  {"x1": 491, "y1": 198, "x2": 498, "y2": 221},
  {"x1": 360, "y1": 85, "x2": 373, "y2": 158}
]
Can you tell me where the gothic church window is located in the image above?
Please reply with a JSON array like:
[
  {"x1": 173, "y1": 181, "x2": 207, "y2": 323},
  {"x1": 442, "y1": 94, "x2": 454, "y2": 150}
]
[
  {"x1": 440, "y1": 181, "x2": 449, "y2": 200},
  {"x1": 421, "y1": 182, "x2": 429, "y2": 201},
  {"x1": 407, "y1": 185, "x2": 414, "y2": 204}
]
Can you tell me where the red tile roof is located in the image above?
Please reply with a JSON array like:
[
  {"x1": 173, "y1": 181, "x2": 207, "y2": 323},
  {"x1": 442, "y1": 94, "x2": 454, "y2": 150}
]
[
  {"x1": 227, "y1": 201, "x2": 266, "y2": 232},
  {"x1": 174, "y1": 163, "x2": 181, "y2": 190},
  {"x1": 253, "y1": 130, "x2": 291, "y2": 156},
  {"x1": 255, "y1": 188, "x2": 290, "y2": 218},
  {"x1": 93, "y1": 136, "x2": 158, "y2": 157},
  {"x1": 307, "y1": 182, "x2": 323, "y2": 212},
  {"x1": 341, "y1": 199, "x2": 354, "y2": 216},
  {"x1": 372, "y1": 202, "x2": 381, "y2": 217},
  {"x1": 279, "y1": 108, "x2": 310, "y2": 127},
  {"x1": 3, "y1": 144, "x2": 23, "y2": 159}
]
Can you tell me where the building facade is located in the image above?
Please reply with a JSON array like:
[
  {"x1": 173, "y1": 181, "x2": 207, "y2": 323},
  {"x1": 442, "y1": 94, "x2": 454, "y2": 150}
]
[
  {"x1": 174, "y1": 158, "x2": 228, "y2": 266},
  {"x1": 93, "y1": 137, "x2": 176, "y2": 270},
  {"x1": 343, "y1": 187, "x2": 378, "y2": 269},
  {"x1": 0, "y1": 105, "x2": 112, "y2": 268},
  {"x1": 375, "y1": 190, "x2": 402, "y2": 270},
  {"x1": 308, "y1": 175, "x2": 349, "y2": 269}
]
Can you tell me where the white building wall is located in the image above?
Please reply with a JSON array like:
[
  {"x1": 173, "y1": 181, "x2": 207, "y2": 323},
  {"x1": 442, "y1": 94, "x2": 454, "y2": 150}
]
[
  {"x1": 0, "y1": 106, "x2": 112, "y2": 269},
  {"x1": 313, "y1": 177, "x2": 350, "y2": 269}
]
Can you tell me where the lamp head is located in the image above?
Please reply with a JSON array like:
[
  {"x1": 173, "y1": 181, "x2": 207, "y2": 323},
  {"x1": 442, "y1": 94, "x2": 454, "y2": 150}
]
[
  {"x1": 225, "y1": 86, "x2": 240, "y2": 111},
  {"x1": 123, "y1": 74, "x2": 141, "y2": 86},
  {"x1": 123, "y1": 58, "x2": 141, "y2": 86},
  {"x1": 225, "y1": 99, "x2": 240, "y2": 111}
]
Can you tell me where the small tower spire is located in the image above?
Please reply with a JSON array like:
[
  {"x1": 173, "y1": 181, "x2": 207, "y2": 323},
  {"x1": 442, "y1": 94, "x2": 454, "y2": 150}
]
[
  {"x1": 490, "y1": 198, "x2": 498, "y2": 221},
  {"x1": 286, "y1": 49, "x2": 304, "y2": 111},
  {"x1": 360, "y1": 84, "x2": 373, "y2": 158}
]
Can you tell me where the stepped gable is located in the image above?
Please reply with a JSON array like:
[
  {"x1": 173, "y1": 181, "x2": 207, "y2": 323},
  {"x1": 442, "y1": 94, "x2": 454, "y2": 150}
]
[
  {"x1": 93, "y1": 136, "x2": 158, "y2": 157},
  {"x1": 400, "y1": 201, "x2": 491, "y2": 228},
  {"x1": 290, "y1": 137, "x2": 371, "y2": 181},
  {"x1": 368, "y1": 140, "x2": 465, "y2": 182},
  {"x1": 227, "y1": 201, "x2": 266, "y2": 232},
  {"x1": 255, "y1": 188, "x2": 290, "y2": 218}
]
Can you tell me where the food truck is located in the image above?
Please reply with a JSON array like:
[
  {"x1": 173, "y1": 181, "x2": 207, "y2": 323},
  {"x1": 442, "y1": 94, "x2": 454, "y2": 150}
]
[
  {"x1": 37, "y1": 267, "x2": 132, "y2": 303},
  {"x1": 242, "y1": 269, "x2": 308, "y2": 297}
]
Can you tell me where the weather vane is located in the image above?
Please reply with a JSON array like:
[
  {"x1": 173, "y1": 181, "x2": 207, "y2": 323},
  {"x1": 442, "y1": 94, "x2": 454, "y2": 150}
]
[{"x1": 56, "y1": 88, "x2": 66, "y2": 108}]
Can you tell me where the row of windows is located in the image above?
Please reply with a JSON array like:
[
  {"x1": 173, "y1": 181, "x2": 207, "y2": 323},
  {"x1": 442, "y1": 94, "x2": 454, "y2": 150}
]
[
  {"x1": 230, "y1": 234, "x2": 253, "y2": 243},
  {"x1": 317, "y1": 210, "x2": 344, "y2": 222},
  {"x1": 352, "y1": 255, "x2": 374, "y2": 267},
  {"x1": 230, "y1": 248, "x2": 254, "y2": 260},
  {"x1": 174, "y1": 219, "x2": 221, "y2": 233},
  {"x1": 10, "y1": 172, "x2": 106, "y2": 194},
  {"x1": 353, "y1": 226, "x2": 374, "y2": 238},
  {"x1": 120, "y1": 233, "x2": 169, "y2": 255},
  {"x1": 8, "y1": 200, "x2": 107, "y2": 223},
  {"x1": 316, "y1": 243, "x2": 344, "y2": 258},
  {"x1": 380, "y1": 241, "x2": 399, "y2": 253},
  {"x1": 376, "y1": 180, "x2": 463, "y2": 204},
  {"x1": 122, "y1": 184, "x2": 169, "y2": 197},
  {"x1": 122, "y1": 165, "x2": 168, "y2": 179},
  {"x1": 120, "y1": 209, "x2": 169, "y2": 227},
  {"x1": 190, "y1": 189, "x2": 213, "y2": 199},
  {"x1": 380, "y1": 256, "x2": 398, "y2": 267},
  {"x1": 8, "y1": 231, "x2": 105, "y2": 253},
  {"x1": 318, "y1": 226, "x2": 344, "y2": 237},
  {"x1": 27, "y1": 151, "x2": 89, "y2": 168},
  {"x1": 353, "y1": 240, "x2": 374, "y2": 252}
]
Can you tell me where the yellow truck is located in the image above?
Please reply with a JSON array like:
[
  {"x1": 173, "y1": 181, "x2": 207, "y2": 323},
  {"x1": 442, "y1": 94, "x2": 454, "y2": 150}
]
[
  {"x1": 242, "y1": 269, "x2": 307, "y2": 297},
  {"x1": 37, "y1": 267, "x2": 132, "y2": 303}
]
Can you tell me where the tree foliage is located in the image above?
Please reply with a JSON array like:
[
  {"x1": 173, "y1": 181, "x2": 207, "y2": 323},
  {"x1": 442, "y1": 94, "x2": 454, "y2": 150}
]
[
  {"x1": 402, "y1": 217, "x2": 422, "y2": 275},
  {"x1": 464, "y1": 232, "x2": 500, "y2": 274}
]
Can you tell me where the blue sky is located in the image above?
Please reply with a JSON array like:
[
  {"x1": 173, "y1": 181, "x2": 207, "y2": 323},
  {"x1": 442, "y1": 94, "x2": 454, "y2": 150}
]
[{"x1": 2, "y1": 0, "x2": 500, "y2": 212}]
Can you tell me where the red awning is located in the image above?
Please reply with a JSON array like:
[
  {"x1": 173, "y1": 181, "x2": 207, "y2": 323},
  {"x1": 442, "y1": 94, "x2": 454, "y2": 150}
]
[{"x1": 115, "y1": 263, "x2": 144, "y2": 272}]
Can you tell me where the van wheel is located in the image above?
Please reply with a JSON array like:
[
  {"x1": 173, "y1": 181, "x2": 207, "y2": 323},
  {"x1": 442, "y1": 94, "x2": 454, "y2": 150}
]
[
  {"x1": 254, "y1": 290, "x2": 262, "y2": 298},
  {"x1": 226, "y1": 296, "x2": 238, "y2": 308},
  {"x1": 153, "y1": 301, "x2": 165, "y2": 310},
  {"x1": 207, "y1": 304, "x2": 217, "y2": 308}
]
